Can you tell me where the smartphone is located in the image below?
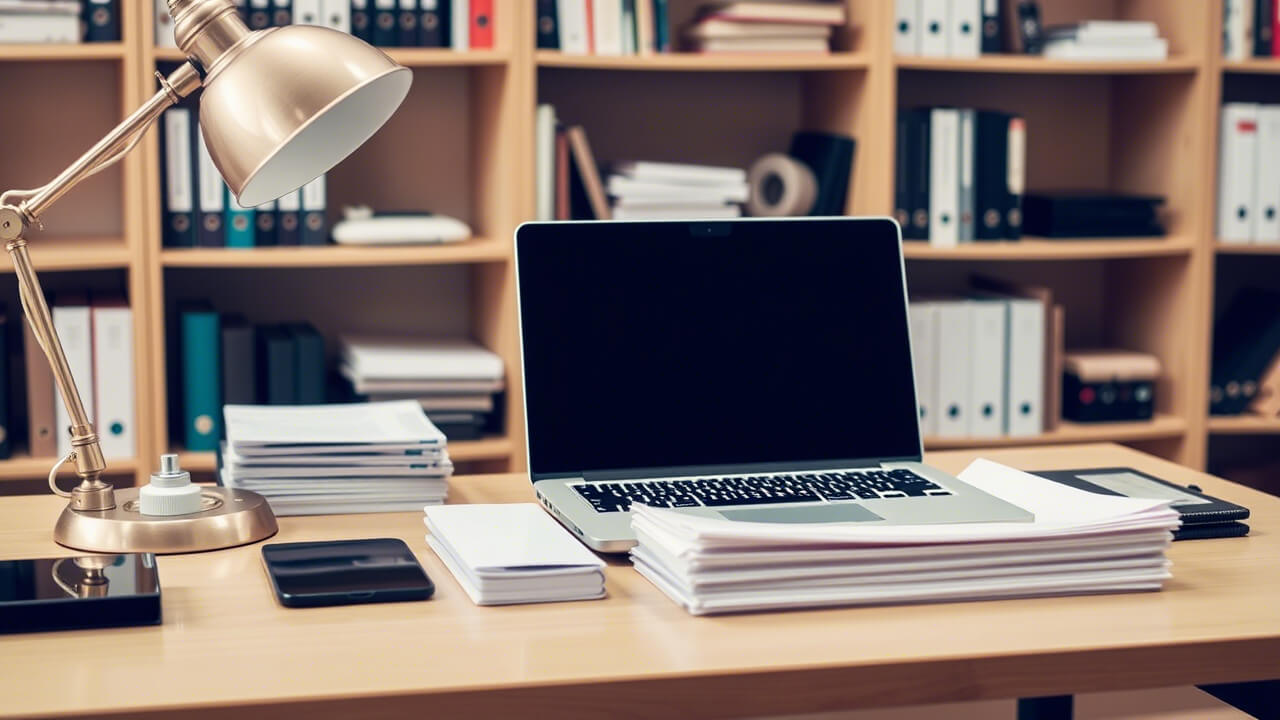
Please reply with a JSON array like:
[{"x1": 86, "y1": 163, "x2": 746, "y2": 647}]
[
  {"x1": 0, "y1": 553, "x2": 161, "y2": 633},
  {"x1": 261, "y1": 538, "x2": 434, "y2": 608}
]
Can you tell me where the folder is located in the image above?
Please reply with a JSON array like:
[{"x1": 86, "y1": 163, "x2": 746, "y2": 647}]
[
  {"x1": 420, "y1": 0, "x2": 449, "y2": 46},
  {"x1": 469, "y1": 0, "x2": 493, "y2": 49},
  {"x1": 84, "y1": 0, "x2": 120, "y2": 42},
  {"x1": 181, "y1": 304, "x2": 221, "y2": 452},
  {"x1": 258, "y1": 325, "x2": 299, "y2": 405},
  {"x1": 635, "y1": 0, "x2": 654, "y2": 54},
  {"x1": 23, "y1": 321, "x2": 57, "y2": 458},
  {"x1": 621, "y1": 0, "x2": 637, "y2": 55},
  {"x1": 255, "y1": 199, "x2": 278, "y2": 246},
  {"x1": 155, "y1": 0, "x2": 177, "y2": 46},
  {"x1": 593, "y1": 0, "x2": 623, "y2": 55},
  {"x1": 957, "y1": 108, "x2": 976, "y2": 243},
  {"x1": 1253, "y1": 106, "x2": 1280, "y2": 244},
  {"x1": 248, "y1": 0, "x2": 272, "y2": 28},
  {"x1": 908, "y1": 301, "x2": 939, "y2": 437},
  {"x1": 161, "y1": 107, "x2": 197, "y2": 248},
  {"x1": 788, "y1": 131, "x2": 856, "y2": 217},
  {"x1": 398, "y1": 0, "x2": 419, "y2": 46},
  {"x1": 894, "y1": 112, "x2": 912, "y2": 234},
  {"x1": 558, "y1": 0, "x2": 589, "y2": 54},
  {"x1": 225, "y1": 189, "x2": 255, "y2": 248},
  {"x1": 536, "y1": 104, "x2": 557, "y2": 221},
  {"x1": 373, "y1": 0, "x2": 397, "y2": 45},
  {"x1": 91, "y1": 296, "x2": 135, "y2": 459},
  {"x1": 948, "y1": 0, "x2": 980, "y2": 57},
  {"x1": 894, "y1": 0, "x2": 920, "y2": 55},
  {"x1": 451, "y1": 0, "x2": 470, "y2": 50},
  {"x1": 919, "y1": 0, "x2": 949, "y2": 56},
  {"x1": 653, "y1": 0, "x2": 670, "y2": 52},
  {"x1": 301, "y1": 175, "x2": 328, "y2": 246},
  {"x1": 276, "y1": 189, "x2": 302, "y2": 245},
  {"x1": 928, "y1": 108, "x2": 959, "y2": 248},
  {"x1": 909, "y1": 109, "x2": 930, "y2": 240},
  {"x1": 53, "y1": 294, "x2": 95, "y2": 459},
  {"x1": 974, "y1": 110, "x2": 1007, "y2": 240},
  {"x1": 288, "y1": 323, "x2": 327, "y2": 404},
  {"x1": 536, "y1": 0, "x2": 558, "y2": 48},
  {"x1": 1225, "y1": 0, "x2": 1249, "y2": 60},
  {"x1": 981, "y1": 0, "x2": 1001, "y2": 52},
  {"x1": 221, "y1": 316, "x2": 258, "y2": 406},
  {"x1": 195, "y1": 127, "x2": 226, "y2": 248},
  {"x1": 967, "y1": 299, "x2": 1006, "y2": 437},
  {"x1": 1006, "y1": 115, "x2": 1026, "y2": 240},
  {"x1": 934, "y1": 300, "x2": 971, "y2": 437},
  {"x1": 1003, "y1": 296, "x2": 1046, "y2": 436},
  {"x1": 322, "y1": 0, "x2": 351, "y2": 32},
  {"x1": 351, "y1": 0, "x2": 372, "y2": 40},
  {"x1": 1255, "y1": 0, "x2": 1272, "y2": 56},
  {"x1": 272, "y1": 0, "x2": 293, "y2": 26},
  {"x1": 566, "y1": 125, "x2": 611, "y2": 220},
  {"x1": 1218, "y1": 103, "x2": 1259, "y2": 243},
  {"x1": 0, "y1": 311, "x2": 8, "y2": 460},
  {"x1": 295, "y1": 0, "x2": 323, "y2": 24}
]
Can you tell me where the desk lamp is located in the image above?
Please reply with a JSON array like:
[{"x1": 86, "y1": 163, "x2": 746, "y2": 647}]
[{"x1": 0, "y1": 0, "x2": 412, "y2": 553}]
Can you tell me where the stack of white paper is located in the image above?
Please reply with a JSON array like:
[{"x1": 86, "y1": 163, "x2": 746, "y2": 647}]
[
  {"x1": 631, "y1": 460, "x2": 1180, "y2": 615},
  {"x1": 424, "y1": 504, "x2": 606, "y2": 605},
  {"x1": 607, "y1": 161, "x2": 748, "y2": 220},
  {"x1": 1042, "y1": 21, "x2": 1168, "y2": 61},
  {"x1": 221, "y1": 401, "x2": 451, "y2": 516}
]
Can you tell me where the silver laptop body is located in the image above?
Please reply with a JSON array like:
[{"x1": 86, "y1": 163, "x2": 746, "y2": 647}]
[{"x1": 515, "y1": 218, "x2": 1031, "y2": 553}]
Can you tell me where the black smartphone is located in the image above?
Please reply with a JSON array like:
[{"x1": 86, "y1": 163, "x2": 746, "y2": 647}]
[
  {"x1": 0, "y1": 554, "x2": 161, "y2": 633},
  {"x1": 261, "y1": 538, "x2": 434, "y2": 608}
]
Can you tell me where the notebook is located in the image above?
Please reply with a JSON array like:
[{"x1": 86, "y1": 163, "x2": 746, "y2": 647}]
[{"x1": 423, "y1": 504, "x2": 606, "y2": 605}]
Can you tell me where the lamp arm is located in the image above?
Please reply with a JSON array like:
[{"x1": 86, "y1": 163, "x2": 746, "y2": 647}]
[{"x1": 0, "y1": 63, "x2": 201, "y2": 511}]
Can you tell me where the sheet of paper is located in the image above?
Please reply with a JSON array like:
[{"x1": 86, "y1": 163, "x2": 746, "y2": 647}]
[
  {"x1": 225, "y1": 401, "x2": 444, "y2": 446},
  {"x1": 423, "y1": 504, "x2": 605, "y2": 573}
]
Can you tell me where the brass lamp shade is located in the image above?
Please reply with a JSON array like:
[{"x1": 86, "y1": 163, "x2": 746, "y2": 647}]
[{"x1": 200, "y1": 24, "x2": 413, "y2": 207}]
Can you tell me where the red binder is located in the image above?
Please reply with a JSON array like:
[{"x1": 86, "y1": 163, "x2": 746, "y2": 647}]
[{"x1": 470, "y1": 0, "x2": 493, "y2": 49}]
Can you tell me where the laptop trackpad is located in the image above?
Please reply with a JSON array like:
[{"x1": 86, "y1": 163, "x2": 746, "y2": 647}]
[{"x1": 719, "y1": 504, "x2": 884, "y2": 523}]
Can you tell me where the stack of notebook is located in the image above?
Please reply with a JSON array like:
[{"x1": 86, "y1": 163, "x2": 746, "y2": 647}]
[
  {"x1": 630, "y1": 460, "x2": 1180, "y2": 615},
  {"x1": 607, "y1": 161, "x2": 748, "y2": 220},
  {"x1": 339, "y1": 336, "x2": 504, "y2": 441},
  {"x1": 221, "y1": 401, "x2": 451, "y2": 516},
  {"x1": 682, "y1": 2, "x2": 846, "y2": 54},
  {"x1": 424, "y1": 504, "x2": 607, "y2": 605},
  {"x1": 1042, "y1": 20, "x2": 1168, "y2": 61}
]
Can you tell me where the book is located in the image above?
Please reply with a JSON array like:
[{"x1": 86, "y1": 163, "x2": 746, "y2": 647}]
[
  {"x1": 535, "y1": 104, "x2": 557, "y2": 221},
  {"x1": 340, "y1": 336, "x2": 503, "y2": 382},
  {"x1": 690, "y1": 35, "x2": 828, "y2": 53},
  {"x1": 684, "y1": 19, "x2": 831, "y2": 40},
  {"x1": 566, "y1": 125, "x2": 611, "y2": 219},
  {"x1": 700, "y1": 2, "x2": 845, "y2": 26},
  {"x1": 1042, "y1": 38, "x2": 1168, "y2": 61}
]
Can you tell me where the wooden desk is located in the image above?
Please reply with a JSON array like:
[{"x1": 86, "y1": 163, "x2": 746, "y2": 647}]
[{"x1": 2, "y1": 443, "x2": 1278, "y2": 719}]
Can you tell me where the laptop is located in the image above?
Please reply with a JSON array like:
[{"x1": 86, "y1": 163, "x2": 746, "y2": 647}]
[{"x1": 514, "y1": 217, "x2": 1032, "y2": 553}]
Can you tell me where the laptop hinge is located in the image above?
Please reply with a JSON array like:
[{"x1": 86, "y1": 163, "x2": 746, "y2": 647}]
[{"x1": 580, "y1": 457, "x2": 913, "y2": 482}]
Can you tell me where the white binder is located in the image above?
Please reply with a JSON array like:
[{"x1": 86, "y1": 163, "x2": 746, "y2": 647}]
[
  {"x1": 967, "y1": 299, "x2": 1006, "y2": 438},
  {"x1": 1218, "y1": 103, "x2": 1259, "y2": 243},
  {"x1": 155, "y1": 0, "x2": 177, "y2": 47},
  {"x1": 908, "y1": 301, "x2": 939, "y2": 438},
  {"x1": 1005, "y1": 297, "x2": 1045, "y2": 436},
  {"x1": 934, "y1": 300, "x2": 971, "y2": 437},
  {"x1": 929, "y1": 108, "x2": 960, "y2": 248},
  {"x1": 321, "y1": 0, "x2": 351, "y2": 32},
  {"x1": 1253, "y1": 105, "x2": 1280, "y2": 244},
  {"x1": 53, "y1": 303, "x2": 94, "y2": 458},
  {"x1": 593, "y1": 0, "x2": 624, "y2": 55},
  {"x1": 948, "y1": 0, "x2": 980, "y2": 57},
  {"x1": 919, "y1": 0, "x2": 949, "y2": 56},
  {"x1": 451, "y1": 0, "x2": 470, "y2": 51},
  {"x1": 294, "y1": 0, "x2": 323, "y2": 25},
  {"x1": 92, "y1": 303, "x2": 135, "y2": 459},
  {"x1": 536, "y1": 104, "x2": 557, "y2": 221},
  {"x1": 557, "y1": 0, "x2": 589, "y2": 54},
  {"x1": 894, "y1": 0, "x2": 920, "y2": 55}
]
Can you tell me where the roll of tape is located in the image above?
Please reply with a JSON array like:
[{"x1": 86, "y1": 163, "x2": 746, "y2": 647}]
[{"x1": 746, "y1": 153, "x2": 818, "y2": 217}]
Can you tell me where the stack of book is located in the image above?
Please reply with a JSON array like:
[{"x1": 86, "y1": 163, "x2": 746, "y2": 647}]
[
  {"x1": 339, "y1": 336, "x2": 504, "y2": 441},
  {"x1": 1041, "y1": 20, "x2": 1168, "y2": 61},
  {"x1": 1219, "y1": 104, "x2": 1280, "y2": 246},
  {"x1": 607, "y1": 161, "x2": 748, "y2": 220},
  {"x1": 0, "y1": 1, "x2": 119, "y2": 44},
  {"x1": 630, "y1": 459, "x2": 1180, "y2": 615},
  {"x1": 682, "y1": 1, "x2": 846, "y2": 54},
  {"x1": 1224, "y1": 0, "x2": 1279, "y2": 60},
  {"x1": 1021, "y1": 193, "x2": 1165, "y2": 238},
  {"x1": 221, "y1": 401, "x2": 451, "y2": 516},
  {"x1": 895, "y1": 108, "x2": 1026, "y2": 247}
]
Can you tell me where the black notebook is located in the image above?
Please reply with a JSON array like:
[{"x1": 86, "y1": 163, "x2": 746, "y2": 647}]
[{"x1": 1032, "y1": 467, "x2": 1250, "y2": 541}]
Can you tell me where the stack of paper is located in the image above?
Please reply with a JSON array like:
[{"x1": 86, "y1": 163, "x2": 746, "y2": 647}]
[
  {"x1": 424, "y1": 504, "x2": 606, "y2": 605},
  {"x1": 339, "y1": 336, "x2": 504, "y2": 442},
  {"x1": 607, "y1": 161, "x2": 748, "y2": 220},
  {"x1": 682, "y1": 2, "x2": 846, "y2": 54},
  {"x1": 631, "y1": 460, "x2": 1180, "y2": 615},
  {"x1": 0, "y1": 0, "x2": 81, "y2": 44},
  {"x1": 1042, "y1": 21, "x2": 1168, "y2": 61},
  {"x1": 221, "y1": 401, "x2": 451, "y2": 516}
]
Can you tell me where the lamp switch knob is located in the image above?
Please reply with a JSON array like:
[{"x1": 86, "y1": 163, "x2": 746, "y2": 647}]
[{"x1": 139, "y1": 454, "x2": 203, "y2": 516}]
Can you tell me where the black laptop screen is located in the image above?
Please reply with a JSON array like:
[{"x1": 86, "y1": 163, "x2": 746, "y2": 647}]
[{"x1": 516, "y1": 219, "x2": 922, "y2": 478}]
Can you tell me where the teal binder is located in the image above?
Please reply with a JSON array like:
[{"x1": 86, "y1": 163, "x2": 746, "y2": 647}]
[
  {"x1": 224, "y1": 188, "x2": 255, "y2": 248},
  {"x1": 181, "y1": 305, "x2": 222, "y2": 451}
]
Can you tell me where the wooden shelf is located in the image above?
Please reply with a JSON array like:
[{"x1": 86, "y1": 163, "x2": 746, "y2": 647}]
[
  {"x1": 1208, "y1": 415, "x2": 1280, "y2": 435},
  {"x1": 1222, "y1": 59, "x2": 1280, "y2": 74},
  {"x1": 902, "y1": 237, "x2": 1194, "y2": 261},
  {"x1": 0, "y1": 43, "x2": 125, "y2": 61},
  {"x1": 924, "y1": 414, "x2": 1187, "y2": 451},
  {"x1": 0, "y1": 237, "x2": 132, "y2": 273},
  {"x1": 160, "y1": 239, "x2": 508, "y2": 268},
  {"x1": 176, "y1": 436, "x2": 515, "y2": 474},
  {"x1": 895, "y1": 54, "x2": 1200, "y2": 74},
  {"x1": 152, "y1": 46, "x2": 510, "y2": 66},
  {"x1": 0, "y1": 454, "x2": 137, "y2": 482},
  {"x1": 1216, "y1": 242, "x2": 1280, "y2": 255},
  {"x1": 536, "y1": 50, "x2": 870, "y2": 71}
]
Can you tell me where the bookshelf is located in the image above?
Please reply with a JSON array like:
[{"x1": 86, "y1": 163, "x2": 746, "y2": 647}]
[{"x1": 0, "y1": 0, "x2": 1274, "y2": 491}]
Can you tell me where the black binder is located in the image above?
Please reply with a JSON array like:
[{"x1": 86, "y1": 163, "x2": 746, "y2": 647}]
[
  {"x1": 536, "y1": 0, "x2": 560, "y2": 49},
  {"x1": 980, "y1": 0, "x2": 1001, "y2": 53},
  {"x1": 788, "y1": 131, "x2": 856, "y2": 217},
  {"x1": 398, "y1": 0, "x2": 419, "y2": 46},
  {"x1": 352, "y1": 0, "x2": 373, "y2": 41},
  {"x1": 373, "y1": 0, "x2": 397, "y2": 45},
  {"x1": 910, "y1": 110, "x2": 931, "y2": 240},
  {"x1": 248, "y1": 0, "x2": 272, "y2": 29},
  {"x1": 1032, "y1": 467, "x2": 1250, "y2": 541},
  {"x1": 83, "y1": 0, "x2": 120, "y2": 42},
  {"x1": 255, "y1": 200, "x2": 278, "y2": 246},
  {"x1": 420, "y1": 0, "x2": 449, "y2": 46},
  {"x1": 1210, "y1": 288, "x2": 1280, "y2": 415},
  {"x1": 272, "y1": 0, "x2": 293, "y2": 27},
  {"x1": 894, "y1": 113, "x2": 912, "y2": 237},
  {"x1": 1256, "y1": 0, "x2": 1274, "y2": 57},
  {"x1": 221, "y1": 316, "x2": 258, "y2": 406},
  {"x1": 258, "y1": 326, "x2": 298, "y2": 405},
  {"x1": 974, "y1": 110, "x2": 1008, "y2": 241},
  {"x1": 287, "y1": 323, "x2": 327, "y2": 405}
]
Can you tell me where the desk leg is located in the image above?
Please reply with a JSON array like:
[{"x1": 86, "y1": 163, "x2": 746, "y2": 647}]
[
  {"x1": 1017, "y1": 695, "x2": 1073, "y2": 720},
  {"x1": 1200, "y1": 679, "x2": 1280, "y2": 719}
]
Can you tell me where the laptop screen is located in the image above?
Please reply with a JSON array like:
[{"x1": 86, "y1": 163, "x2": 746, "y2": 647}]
[{"x1": 516, "y1": 218, "x2": 922, "y2": 479}]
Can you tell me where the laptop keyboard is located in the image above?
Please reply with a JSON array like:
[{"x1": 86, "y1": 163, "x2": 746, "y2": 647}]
[{"x1": 572, "y1": 469, "x2": 952, "y2": 513}]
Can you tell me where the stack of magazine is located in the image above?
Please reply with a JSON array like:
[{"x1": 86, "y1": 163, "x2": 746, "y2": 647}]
[
  {"x1": 220, "y1": 401, "x2": 451, "y2": 516},
  {"x1": 630, "y1": 460, "x2": 1181, "y2": 615}
]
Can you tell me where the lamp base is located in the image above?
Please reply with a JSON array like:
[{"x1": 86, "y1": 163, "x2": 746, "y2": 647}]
[{"x1": 54, "y1": 487, "x2": 278, "y2": 554}]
